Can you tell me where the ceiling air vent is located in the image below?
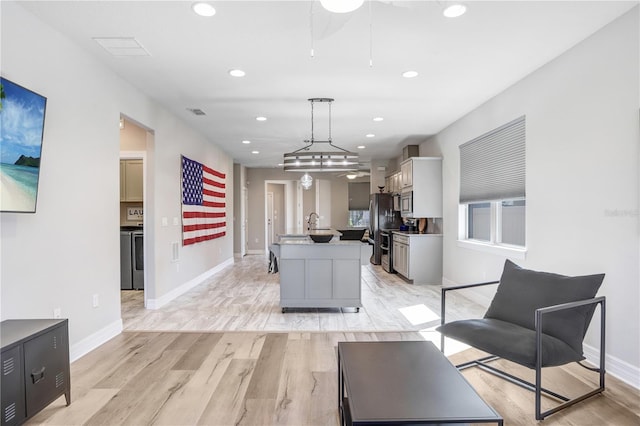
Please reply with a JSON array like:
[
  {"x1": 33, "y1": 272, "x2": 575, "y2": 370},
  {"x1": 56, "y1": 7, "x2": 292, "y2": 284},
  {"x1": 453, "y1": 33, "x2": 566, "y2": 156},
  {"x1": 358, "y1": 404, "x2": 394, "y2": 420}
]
[
  {"x1": 187, "y1": 108, "x2": 206, "y2": 116},
  {"x1": 93, "y1": 37, "x2": 150, "y2": 57}
]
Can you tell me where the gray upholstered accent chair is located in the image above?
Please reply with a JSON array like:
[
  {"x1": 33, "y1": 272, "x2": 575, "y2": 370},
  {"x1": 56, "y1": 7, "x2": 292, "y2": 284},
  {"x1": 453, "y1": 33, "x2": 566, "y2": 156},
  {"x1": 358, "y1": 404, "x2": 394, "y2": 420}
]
[{"x1": 437, "y1": 260, "x2": 606, "y2": 420}]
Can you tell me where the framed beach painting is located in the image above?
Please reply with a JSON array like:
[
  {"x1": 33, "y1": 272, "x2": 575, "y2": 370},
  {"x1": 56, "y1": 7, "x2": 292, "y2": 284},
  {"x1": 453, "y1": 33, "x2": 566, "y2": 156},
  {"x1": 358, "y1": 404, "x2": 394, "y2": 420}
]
[{"x1": 0, "y1": 77, "x2": 47, "y2": 213}]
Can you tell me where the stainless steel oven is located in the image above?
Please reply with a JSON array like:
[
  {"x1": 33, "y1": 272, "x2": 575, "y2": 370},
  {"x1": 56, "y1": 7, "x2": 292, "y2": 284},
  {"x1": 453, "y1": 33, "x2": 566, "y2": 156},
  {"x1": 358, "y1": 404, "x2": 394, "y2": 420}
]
[{"x1": 380, "y1": 230, "x2": 396, "y2": 273}]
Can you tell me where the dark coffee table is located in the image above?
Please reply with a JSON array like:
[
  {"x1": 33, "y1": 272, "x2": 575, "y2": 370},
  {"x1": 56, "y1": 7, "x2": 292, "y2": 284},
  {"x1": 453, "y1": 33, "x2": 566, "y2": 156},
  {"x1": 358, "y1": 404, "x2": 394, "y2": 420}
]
[{"x1": 338, "y1": 341, "x2": 503, "y2": 425}]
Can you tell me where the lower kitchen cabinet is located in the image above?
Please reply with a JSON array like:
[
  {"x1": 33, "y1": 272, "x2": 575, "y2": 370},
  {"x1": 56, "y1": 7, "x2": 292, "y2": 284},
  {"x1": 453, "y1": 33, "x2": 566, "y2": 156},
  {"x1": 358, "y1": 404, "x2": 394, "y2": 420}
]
[
  {"x1": 1, "y1": 319, "x2": 70, "y2": 426},
  {"x1": 393, "y1": 232, "x2": 443, "y2": 284},
  {"x1": 279, "y1": 242, "x2": 363, "y2": 310},
  {"x1": 393, "y1": 237, "x2": 409, "y2": 278}
]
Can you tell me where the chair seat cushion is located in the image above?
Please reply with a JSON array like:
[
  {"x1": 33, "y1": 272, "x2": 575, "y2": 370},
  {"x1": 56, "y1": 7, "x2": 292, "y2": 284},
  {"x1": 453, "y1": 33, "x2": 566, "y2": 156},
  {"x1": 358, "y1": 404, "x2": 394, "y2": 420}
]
[
  {"x1": 437, "y1": 318, "x2": 585, "y2": 368},
  {"x1": 484, "y1": 260, "x2": 604, "y2": 356}
]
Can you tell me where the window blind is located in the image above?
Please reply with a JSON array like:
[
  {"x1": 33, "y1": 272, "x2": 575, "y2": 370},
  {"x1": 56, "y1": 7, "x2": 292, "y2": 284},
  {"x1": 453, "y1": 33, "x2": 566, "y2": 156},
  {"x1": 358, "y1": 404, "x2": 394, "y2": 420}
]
[
  {"x1": 459, "y1": 116, "x2": 525, "y2": 204},
  {"x1": 348, "y1": 182, "x2": 370, "y2": 210}
]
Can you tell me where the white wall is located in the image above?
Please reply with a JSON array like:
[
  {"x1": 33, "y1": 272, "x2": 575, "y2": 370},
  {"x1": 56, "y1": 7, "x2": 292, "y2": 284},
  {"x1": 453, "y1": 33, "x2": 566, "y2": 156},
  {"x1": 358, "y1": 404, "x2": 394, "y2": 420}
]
[
  {"x1": 0, "y1": 2, "x2": 234, "y2": 359},
  {"x1": 232, "y1": 163, "x2": 247, "y2": 255},
  {"x1": 245, "y1": 168, "x2": 358, "y2": 251},
  {"x1": 148, "y1": 107, "x2": 233, "y2": 305},
  {"x1": 421, "y1": 8, "x2": 639, "y2": 385},
  {"x1": 369, "y1": 159, "x2": 389, "y2": 193},
  {"x1": 316, "y1": 179, "x2": 333, "y2": 229}
]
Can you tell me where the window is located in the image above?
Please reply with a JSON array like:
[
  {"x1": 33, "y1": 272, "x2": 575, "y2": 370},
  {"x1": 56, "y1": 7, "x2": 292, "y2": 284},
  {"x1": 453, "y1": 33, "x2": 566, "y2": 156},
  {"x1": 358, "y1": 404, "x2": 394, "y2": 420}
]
[
  {"x1": 500, "y1": 199, "x2": 525, "y2": 246},
  {"x1": 459, "y1": 116, "x2": 526, "y2": 254},
  {"x1": 464, "y1": 199, "x2": 525, "y2": 247},
  {"x1": 348, "y1": 210, "x2": 370, "y2": 227},
  {"x1": 467, "y1": 202, "x2": 491, "y2": 241},
  {"x1": 347, "y1": 182, "x2": 370, "y2": 227}
]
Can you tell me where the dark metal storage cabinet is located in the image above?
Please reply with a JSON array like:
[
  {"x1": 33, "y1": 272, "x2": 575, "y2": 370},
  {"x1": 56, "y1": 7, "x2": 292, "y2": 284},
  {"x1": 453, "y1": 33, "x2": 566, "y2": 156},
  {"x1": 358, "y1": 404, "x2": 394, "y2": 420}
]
[{"x1": 1, "y1": 319, "x2": 70, "y2": 425}]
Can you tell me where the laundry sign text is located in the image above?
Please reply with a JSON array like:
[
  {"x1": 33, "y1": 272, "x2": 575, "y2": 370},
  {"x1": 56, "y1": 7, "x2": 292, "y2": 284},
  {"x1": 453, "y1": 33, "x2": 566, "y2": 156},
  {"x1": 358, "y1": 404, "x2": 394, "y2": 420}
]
[{"x1": 127, "y1": 207, "x2": 144, "y2": 220}]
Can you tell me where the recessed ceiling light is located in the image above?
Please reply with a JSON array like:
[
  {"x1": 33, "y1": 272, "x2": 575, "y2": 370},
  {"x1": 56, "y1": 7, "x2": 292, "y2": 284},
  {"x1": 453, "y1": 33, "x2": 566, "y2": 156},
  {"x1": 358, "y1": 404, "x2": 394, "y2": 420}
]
[
  {"x1": 251, "y1": 150, "x2": 259, "y2": 154},
  {"x1": 443, "y1": 4, "x2": 467, "y2": 18},
  {"x1": 229, "y1": 69, "x2": 246, "y2": 77},
  {"x1": 366, "y1": 134, "x2": 375, "y2": 138},
  {"x1": 373, "y1": 117, "x2": 384, "y2": 122},
  {"x1": 402, "y1": 71, "x2": 419, "y2": 78},
  {"x1": 192, "y1": 2, "x2": 216, "y2": 17},
  {"x1": 242, "y1": 140, "x2": 251, "y2": 144},
  {"x1": 357, "y1": 145, "x2": 366, "y2": 149},
  {"x1": 256, "y1": 116, "x2": 267, "y2": 121}
]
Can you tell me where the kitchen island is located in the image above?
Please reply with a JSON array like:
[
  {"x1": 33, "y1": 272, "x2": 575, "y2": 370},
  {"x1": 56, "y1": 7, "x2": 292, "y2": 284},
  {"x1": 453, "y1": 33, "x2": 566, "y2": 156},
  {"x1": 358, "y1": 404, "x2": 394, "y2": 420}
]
[{"x1": 277, "y1": 238, "x2": 365, "y2": 312}]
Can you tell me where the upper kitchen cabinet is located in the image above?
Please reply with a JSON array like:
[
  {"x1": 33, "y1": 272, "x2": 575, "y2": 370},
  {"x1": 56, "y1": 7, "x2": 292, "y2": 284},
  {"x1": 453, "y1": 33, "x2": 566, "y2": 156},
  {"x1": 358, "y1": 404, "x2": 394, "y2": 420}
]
[
  {"x1": 385, "y1": 171, "x2": 402, "y2": 194},
  {"x1": 400, "y1": 159, "x2": 413, "y2": 189},
  {"x1": 120, "y1": 159, "x2": 143, "y2": 202},
  {"x1": 400, "y1": 157, "x2": 443, "y2": 218},
  {"x1": 393, "y1": 172, "x2": 402, "y2": 193}
]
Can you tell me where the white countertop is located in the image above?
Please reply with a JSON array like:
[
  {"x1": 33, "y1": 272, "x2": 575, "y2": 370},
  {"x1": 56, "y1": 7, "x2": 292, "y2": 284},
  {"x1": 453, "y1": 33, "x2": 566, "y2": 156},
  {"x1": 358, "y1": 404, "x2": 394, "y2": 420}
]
[
  {"x1": 277, "y1": 239, "x2": 364, "y2": 245},
  {"x1": 392, "y1": 231, "x2": 443, "y2": 237},
  {"x1": 278, "y1": 228, "x2": 342, "y2": 238}
]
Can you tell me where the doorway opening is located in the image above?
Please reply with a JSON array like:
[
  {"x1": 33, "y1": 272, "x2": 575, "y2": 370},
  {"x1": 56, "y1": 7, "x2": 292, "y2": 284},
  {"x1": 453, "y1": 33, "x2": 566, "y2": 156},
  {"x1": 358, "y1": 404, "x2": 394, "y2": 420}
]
[
  {"x1": 264, "y1": 180, "x2": 300, "y2": 253},
  {"x1": 119, "y1": 115, "x2": 153, "y2": 313}
]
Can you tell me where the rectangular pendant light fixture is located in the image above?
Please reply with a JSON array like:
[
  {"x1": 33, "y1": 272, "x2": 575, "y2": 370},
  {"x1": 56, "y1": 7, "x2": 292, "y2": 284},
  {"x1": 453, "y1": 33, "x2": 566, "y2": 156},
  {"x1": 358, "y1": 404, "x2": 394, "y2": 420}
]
[
  {"x1": 283, "y1": 98, "x2": 359, "y2": 173},
  {"x1": 283, "y1": 148, "x2": 359, "y2": 172}
]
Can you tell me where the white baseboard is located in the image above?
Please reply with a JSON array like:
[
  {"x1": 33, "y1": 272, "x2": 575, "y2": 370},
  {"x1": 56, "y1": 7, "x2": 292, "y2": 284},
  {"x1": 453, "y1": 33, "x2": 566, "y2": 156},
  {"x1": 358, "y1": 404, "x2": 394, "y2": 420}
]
[
  {"x1": 443, "y1": 276, "x2": 640, "y2": 390},
  {"x1": 246, "y1": 249, "x2": 265, "y2": 255},
  {"x1": 584, "y1": 344, "x2": 640, "y2": 390},
  {"x1": 146, "y1": 257, "x2": 235, "y2": 310},
  {"x1": 70, "y1": 319, "x2": 122, "y2": 362}
]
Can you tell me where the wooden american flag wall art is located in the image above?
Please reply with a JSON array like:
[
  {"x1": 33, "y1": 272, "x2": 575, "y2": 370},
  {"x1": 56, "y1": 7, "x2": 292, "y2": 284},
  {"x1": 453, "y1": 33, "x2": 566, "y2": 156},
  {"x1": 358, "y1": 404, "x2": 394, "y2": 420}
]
[{"x1": 181, "y1": 155, "x2": 226, "y2": 246}]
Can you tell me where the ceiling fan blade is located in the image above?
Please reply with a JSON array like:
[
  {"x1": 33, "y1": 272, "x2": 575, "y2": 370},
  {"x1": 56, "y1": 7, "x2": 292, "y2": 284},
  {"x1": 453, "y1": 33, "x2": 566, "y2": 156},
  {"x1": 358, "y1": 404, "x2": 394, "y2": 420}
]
[
  {"x1": 375, "y1": 0, "x2": 421, "y2": 9},
  {"x1": 310, "y1": 1, "x2": 354, "y2": 41}
]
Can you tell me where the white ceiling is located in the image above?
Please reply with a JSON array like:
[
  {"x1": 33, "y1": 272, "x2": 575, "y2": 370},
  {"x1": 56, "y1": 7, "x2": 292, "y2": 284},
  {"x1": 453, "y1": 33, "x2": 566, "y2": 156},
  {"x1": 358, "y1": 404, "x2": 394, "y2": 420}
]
[{"x1": 18, "y1": 1, "x2": 636, "y2": 169}]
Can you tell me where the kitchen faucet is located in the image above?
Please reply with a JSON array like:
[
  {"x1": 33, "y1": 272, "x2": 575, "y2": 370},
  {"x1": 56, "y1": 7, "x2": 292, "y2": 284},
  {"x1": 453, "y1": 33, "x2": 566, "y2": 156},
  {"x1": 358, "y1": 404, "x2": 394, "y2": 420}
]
[{"x1": 307, "y1": 212, "x2": 319, "y2": 231}]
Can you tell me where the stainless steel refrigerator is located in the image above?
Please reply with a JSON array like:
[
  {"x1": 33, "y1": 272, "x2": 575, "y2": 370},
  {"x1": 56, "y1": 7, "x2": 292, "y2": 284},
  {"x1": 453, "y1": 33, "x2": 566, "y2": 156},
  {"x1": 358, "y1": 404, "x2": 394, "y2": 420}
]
[{"x1": 368, "y1": 193, "x2": 402, "y2": 265}]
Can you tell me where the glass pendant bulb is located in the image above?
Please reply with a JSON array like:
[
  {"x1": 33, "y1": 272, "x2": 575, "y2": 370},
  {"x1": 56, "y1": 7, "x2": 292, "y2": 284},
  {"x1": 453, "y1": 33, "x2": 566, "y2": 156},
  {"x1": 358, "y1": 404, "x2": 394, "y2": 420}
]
[{"x1": 301, "y1": 173, "x2": 313, "y2": 190}]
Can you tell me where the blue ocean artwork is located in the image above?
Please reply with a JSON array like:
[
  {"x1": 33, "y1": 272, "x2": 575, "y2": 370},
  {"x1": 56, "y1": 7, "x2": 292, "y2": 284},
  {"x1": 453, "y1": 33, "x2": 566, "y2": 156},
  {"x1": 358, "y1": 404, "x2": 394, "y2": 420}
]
[
  {"x1": 0, "y1": 77, "x2": 47, "y2": 212},
  {"x1": 1, "y1": 164, "x2": 38, "y2": 196}
]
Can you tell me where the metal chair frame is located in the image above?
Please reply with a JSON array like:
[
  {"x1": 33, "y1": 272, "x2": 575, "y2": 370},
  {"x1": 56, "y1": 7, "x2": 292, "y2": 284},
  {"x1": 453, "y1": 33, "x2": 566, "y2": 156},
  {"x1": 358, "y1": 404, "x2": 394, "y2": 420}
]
[{"x1": 440, "y1": 281, "x2": 606, "y2": 420}]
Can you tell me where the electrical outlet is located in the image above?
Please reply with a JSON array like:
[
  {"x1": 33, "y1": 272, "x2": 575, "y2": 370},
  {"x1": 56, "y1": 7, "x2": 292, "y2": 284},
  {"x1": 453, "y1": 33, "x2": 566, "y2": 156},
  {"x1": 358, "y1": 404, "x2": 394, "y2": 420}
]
[
  {"x1": 92, "y1": 294, "x2": 99, "y2": 308},
  {"x1": 255, "y1": 238, "x2": 259, "y2": 243},
  {"x1": 53, "y1": 308, "x2": 61, "y2": 318}
]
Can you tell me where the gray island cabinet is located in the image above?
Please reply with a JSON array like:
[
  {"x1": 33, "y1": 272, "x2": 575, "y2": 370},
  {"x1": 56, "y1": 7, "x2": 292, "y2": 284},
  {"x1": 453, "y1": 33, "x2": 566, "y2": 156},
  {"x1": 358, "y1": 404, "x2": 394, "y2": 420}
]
[{"x1": 279, "y1": 240, "x2": 363, "y2": 312}]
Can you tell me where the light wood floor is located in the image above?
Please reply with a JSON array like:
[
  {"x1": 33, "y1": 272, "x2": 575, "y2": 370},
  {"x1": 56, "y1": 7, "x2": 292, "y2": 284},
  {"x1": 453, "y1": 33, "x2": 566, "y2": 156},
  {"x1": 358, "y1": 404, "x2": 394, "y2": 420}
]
[
  {"x1": 121, "y1": 255, "x2": 486, "y2": 332},
  {"x1": 27, "y1": 256, "x2": 640, "y2": 425},
  {"x1": 27, "y1": 331, "x2": 639, "y2": 425}
]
